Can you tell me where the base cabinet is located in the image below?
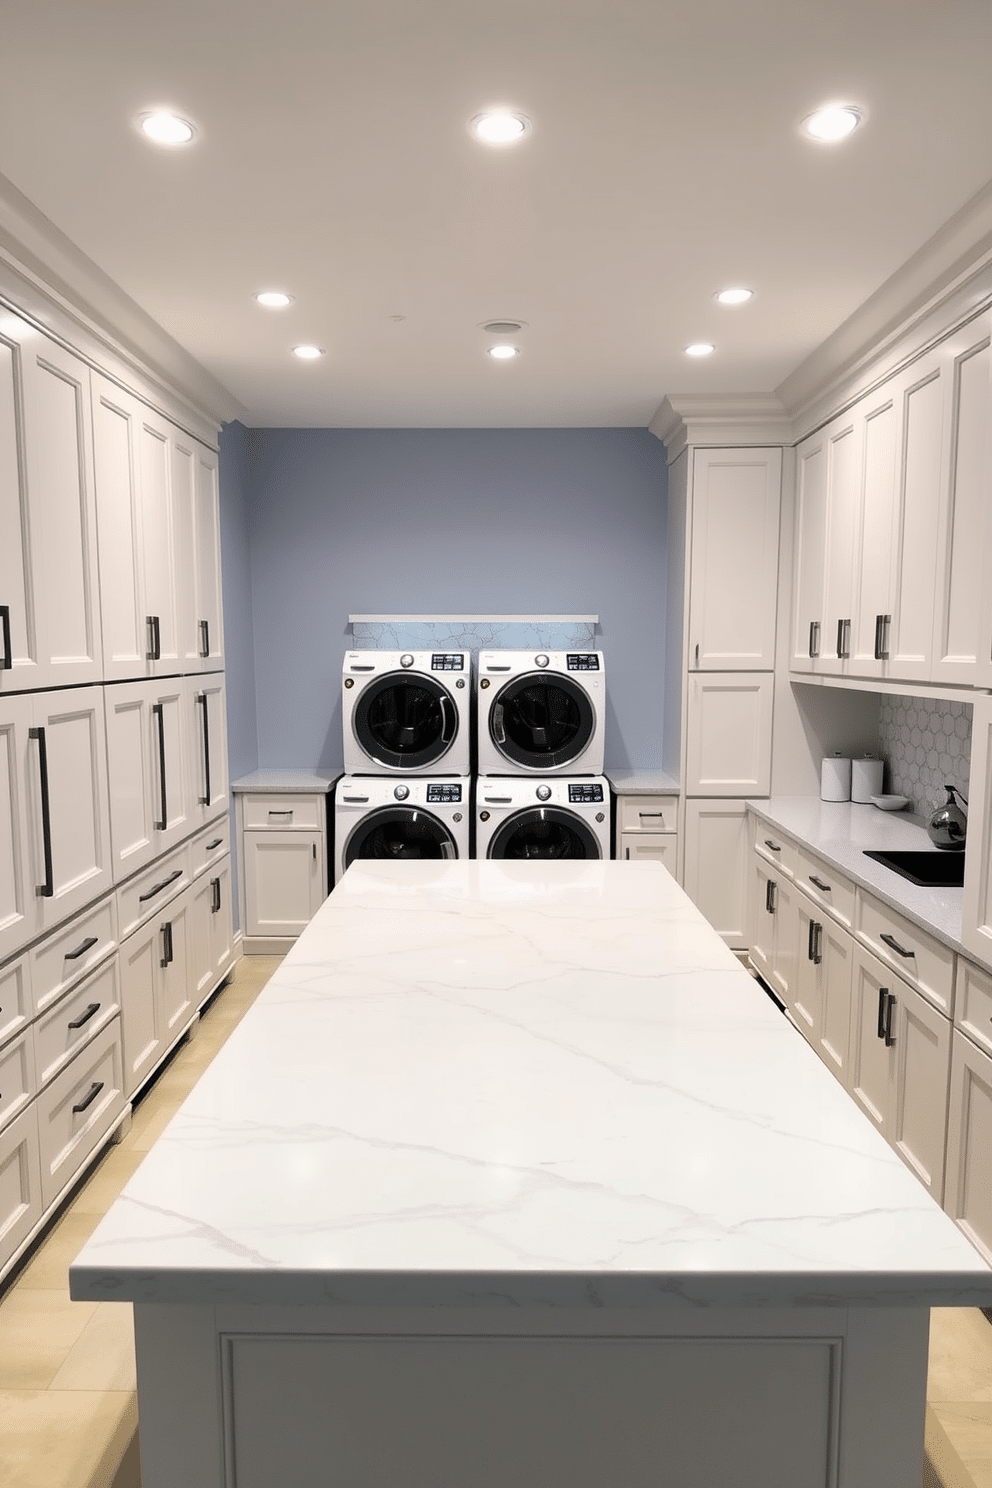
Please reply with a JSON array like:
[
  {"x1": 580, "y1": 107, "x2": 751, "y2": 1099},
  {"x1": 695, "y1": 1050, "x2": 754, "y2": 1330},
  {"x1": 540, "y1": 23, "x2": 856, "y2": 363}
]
[
  {"x1": 235, "y1": 779, "x2": 332, "y2": 953},
  {"x1": 684, "y1": 801, "x2": 750, "y2": 948},
  {"x1": 0, "y1": 1103, "x2": 42, "y2": 1267},
  {"x1": 944, "y1": 1030, "x2": 992, "y2": 1266}
]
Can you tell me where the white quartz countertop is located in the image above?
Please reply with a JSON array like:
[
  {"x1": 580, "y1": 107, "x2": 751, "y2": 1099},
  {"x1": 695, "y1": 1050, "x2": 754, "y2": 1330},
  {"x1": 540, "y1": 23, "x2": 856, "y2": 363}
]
[
  {"x1": 70, "y1": 862, "x2": 992, "y2": 1311},
  {"x1": 232, "y1": 768, "x2": 339, "y2": 794},
  {"x1": 748, "y1": 797, "x2": 970, "y2": 957},
  {"x1": 605, "y1": 769, "x2": 680, "y2": 795}
]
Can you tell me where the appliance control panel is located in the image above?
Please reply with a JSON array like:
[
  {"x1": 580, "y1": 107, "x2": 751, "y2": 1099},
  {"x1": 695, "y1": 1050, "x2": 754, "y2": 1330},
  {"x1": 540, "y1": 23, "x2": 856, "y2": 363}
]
[
  {"x1": 427, "y1": 783, "x2": 463, "y2": 803},
  {"x1": 568, "y1": 783, "x2": 605, "y2": 803},
  {"x1": 431, "y1": 653, "x2": 465, "y2": 670},
  {"x1": 567, "y1": 653, "x2": 600, "y2": 670}
]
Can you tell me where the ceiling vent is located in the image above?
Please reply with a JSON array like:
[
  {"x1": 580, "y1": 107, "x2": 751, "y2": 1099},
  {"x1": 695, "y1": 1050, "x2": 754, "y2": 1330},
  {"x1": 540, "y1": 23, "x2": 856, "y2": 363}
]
[{"x1": 482, "y1": 320, "x2": 525, "y2": 334}]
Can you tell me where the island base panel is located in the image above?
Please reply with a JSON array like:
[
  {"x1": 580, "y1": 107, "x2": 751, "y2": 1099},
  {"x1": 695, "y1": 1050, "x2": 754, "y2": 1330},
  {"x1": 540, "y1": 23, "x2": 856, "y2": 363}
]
[{"x1": 132, "y1": 1304, "x2": 929, "y2": 1488}]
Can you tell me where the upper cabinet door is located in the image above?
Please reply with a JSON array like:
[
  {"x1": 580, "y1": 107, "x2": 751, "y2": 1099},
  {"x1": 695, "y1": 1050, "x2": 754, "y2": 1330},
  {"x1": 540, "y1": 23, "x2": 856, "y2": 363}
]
[
  {"x1": 688, "y1": 448, "x2": 781, "y2": 670},
  {"x1": 172, "y1": 432, "x2": 224, "y2": 673},
  {"x1": 931, "y1": 313, "x2": 992, "y2": 687},
  {"x1": 7, "y1": 325, "x2": 102, "y2": 690},
  {"x1": 818, "y1": 415, "x2": 861, "y2": 676},
  {"x1": 137, "y1": 409, "x2": 181, "y2": 676},
  {"x1": 850, "y1": 387, "x2": 901, "y2": 677},
  {"x1": 92, "y1": 376, "x2": 149, "y2": 681},
  {"x1": 684, "y1": 673, "x2": 773, "y2": 796},
  {"x1": 791, "y1": 430, "x2": 828, "y2": 671},
  {"x1": 886, "y1": 352, "x2": 945, "y2": 682}
]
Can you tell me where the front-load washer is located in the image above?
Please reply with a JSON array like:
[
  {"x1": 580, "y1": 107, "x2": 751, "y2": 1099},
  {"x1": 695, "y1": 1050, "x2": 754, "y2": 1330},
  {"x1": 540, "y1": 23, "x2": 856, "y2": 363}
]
[
  {"x1": 476, "y1": 776, "x2": 611, "y2": 860},
  {"x1": 335, "y1": 776, "x2": 471, "y2": 883},
  {"x1": 342, "y1": 650, "x2": 471, "y2": 776},
  {"x1": 476, "y1": 650, "x2": 605, "y2": 776}
]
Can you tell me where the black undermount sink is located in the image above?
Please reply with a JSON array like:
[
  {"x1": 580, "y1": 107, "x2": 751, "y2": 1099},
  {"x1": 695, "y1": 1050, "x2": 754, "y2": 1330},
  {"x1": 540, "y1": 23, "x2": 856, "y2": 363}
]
[{"x1": 863, "y1": 849, "x2": 965, "y2": 888}]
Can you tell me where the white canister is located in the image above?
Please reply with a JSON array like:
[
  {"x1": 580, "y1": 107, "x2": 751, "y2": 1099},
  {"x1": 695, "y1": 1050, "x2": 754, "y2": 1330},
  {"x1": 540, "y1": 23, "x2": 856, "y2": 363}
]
[
  {"x1": 821, "y1": 754, "x2": 852, "y2": 802},
  {"x1": 851, "y1": 756, "x2": 884, "y2": 803}
]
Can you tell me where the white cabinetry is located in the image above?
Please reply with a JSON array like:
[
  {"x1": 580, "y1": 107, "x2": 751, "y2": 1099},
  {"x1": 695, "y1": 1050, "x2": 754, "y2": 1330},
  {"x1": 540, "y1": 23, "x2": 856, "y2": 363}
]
[
  {"x1": 234, "y1": 775, "x2": 333, "y2": 954},
  {"x1": 944, "y1": 1029, "x2": 992, "y2": 1266},
  {"x1": 187, "y1": 675, "x2": 229, "y2": 828},
  {"x1": 961, "y1": 694, "x2": 992, "y2": 964},
  {"x1": 614, "y1": 792, "x2": 678, "y2": 873},
  {"x1": 105, "y1": 678, "x2": 193, "y2": 881},
  {"x1": 683, "y1": 800, "x2": 750, "y2": 949},
  {"x1": 685, "y1": 674, "x2": 773, "y2": 796},
  {"x1": 172, "y1": 437, "x2": 224, "y2": 673},
  {"x1": 791, "y1": 430, "x2": 828, "y2": 669}
]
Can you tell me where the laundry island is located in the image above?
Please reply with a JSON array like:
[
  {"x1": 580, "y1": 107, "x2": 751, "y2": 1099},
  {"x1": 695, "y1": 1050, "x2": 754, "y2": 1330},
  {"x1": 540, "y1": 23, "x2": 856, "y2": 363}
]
[{"x1": 70, "y1": 861, "x2": 992, "y2": 1488}]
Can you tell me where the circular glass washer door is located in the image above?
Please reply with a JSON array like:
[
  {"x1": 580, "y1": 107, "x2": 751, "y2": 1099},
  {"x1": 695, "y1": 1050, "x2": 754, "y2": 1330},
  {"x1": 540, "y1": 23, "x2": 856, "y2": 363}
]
[
  {"x1": 344, "y1": 806, "x2": 458, "y2": 869},
  {"x1": 489, "y1": 672, "x2": 595, "y2": 770},
  {"x1": 486, "y1": 807, "x2": 602, "y2": 860},
  {"x1": 353, "y1": 671, "x2": 459, "y2": 770}
]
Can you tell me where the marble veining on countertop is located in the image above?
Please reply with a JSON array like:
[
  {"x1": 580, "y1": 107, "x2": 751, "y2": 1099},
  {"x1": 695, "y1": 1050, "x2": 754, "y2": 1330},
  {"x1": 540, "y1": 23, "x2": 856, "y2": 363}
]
[
  {"x1": 70, "y1": 861, "x2": 992, "y2": 1312},
  {"x1": 232, "y1": 768, "x2": 339, "y2": 794},
  {"x1": 748, "y1": 797, "x2": 972, "y2": 958},
  {"x1": 605, "y1": 769, "x2": 680, "y2": 794}
]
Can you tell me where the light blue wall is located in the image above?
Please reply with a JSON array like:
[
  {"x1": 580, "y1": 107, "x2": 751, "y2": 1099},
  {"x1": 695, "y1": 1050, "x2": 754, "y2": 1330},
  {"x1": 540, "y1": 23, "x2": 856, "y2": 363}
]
[{"x1": 220, "y1": 426, "x2": 668, "y2": 774}]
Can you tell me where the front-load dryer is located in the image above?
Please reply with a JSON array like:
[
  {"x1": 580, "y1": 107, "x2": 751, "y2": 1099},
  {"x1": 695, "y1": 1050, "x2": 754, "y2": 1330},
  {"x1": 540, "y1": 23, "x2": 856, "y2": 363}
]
[
  {"x1": 335, "y1": 776, "x2": 471, "y2": 883},
  {"x1": 476, "y1": 650, "x2": 605, "y2": 776},
  {"x1": 342, "y1": 650, "x2": 471, "y2": 776},
  {"x1": 476, "y1": 776, "x2": 611, "y2": 860}
]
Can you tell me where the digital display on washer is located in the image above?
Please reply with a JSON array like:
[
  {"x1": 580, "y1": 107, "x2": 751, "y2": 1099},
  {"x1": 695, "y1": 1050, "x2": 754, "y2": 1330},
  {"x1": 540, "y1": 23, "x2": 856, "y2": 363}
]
[
  {"x1": 426, "y1": 783, "x2": 463, "y2": 803},
  {"x1": 568, "y1": 783, "x2": 604, "y2": 803},
  {"x1": 431, "y1": 653, "x2": 465, "y2": 670},
  {"x1": 567, "y1": 653, "x2": 600, "y2": 670}
]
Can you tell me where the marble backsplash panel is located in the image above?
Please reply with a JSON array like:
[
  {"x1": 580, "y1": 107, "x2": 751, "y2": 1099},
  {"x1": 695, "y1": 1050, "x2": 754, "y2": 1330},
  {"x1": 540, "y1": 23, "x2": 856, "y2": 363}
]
[
  {"x1": 878, "y1": 694, "x2": 972, "y2": 818},
  {"x1": 350, "y1": 616, "x2": 597, "y2": 654}
]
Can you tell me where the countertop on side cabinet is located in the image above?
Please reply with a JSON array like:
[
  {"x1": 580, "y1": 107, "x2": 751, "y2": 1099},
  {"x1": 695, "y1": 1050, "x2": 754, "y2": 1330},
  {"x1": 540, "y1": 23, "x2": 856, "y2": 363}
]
[
  {"x1": 232, "y1": 769, "x2": 339, "y2": 794},
  {"x1": 747, "y1": 797, "x2": 967, "y2": 956},
  {"x1": 605, "y1": 769, "x2": 680, "y2": 794},
  {"x1": 70, "y1": 860, "x2": 992, "y2": 1311}
]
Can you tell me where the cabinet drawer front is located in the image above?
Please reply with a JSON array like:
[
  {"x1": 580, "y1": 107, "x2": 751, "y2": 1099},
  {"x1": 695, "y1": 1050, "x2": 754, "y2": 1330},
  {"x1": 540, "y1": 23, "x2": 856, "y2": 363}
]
[
  {"x1": 0, "y1": 957, "x2": 32, "y2": 1052},
  {"x1": 242, "y1": 793, "x2": 323, "y2": 830},
  {"x1": 796, "y1": 848, "x2": 855, "y2": 927},
  {"x1": 117, "y1": 843, "x2": 190, "y2": 940},
  {"x1": 31, "y1": 895, "x2": 118, "y2": 1016},
  {"x1": 34, "y1": 957, "x2": 120, "y2": 1089},
  {"x1": 856, "y1": 893, "x2": 955, "y2": 1015},
  {"x1": 754, "y1": 827, "x2": 798, "y2": 879},
  {"x1": 36, "y1": 1017, "x2": 124, "y2": 1211},
  {"x1": 0, "y1": 1029, "x2": 36, "y2": 1134},
  {"x1": 0, "y1": 1102, "x2": 42, "y2": 1282},
  {"x1": 190, "y1": 819, "x2": 230, "y2": 879},
  {"x1": 957, "y1": 958, "x2": 992, "y2": 1058},
  {"x1": 619, "y1": 832, "x2": 678, "y2": 868},
  {"x1": 617, "y1": 796, "x2": 676, "y2": 834}
]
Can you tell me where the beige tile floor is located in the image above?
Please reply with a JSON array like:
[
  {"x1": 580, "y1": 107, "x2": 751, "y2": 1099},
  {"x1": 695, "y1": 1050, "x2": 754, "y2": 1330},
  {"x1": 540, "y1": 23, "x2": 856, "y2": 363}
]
[{"x1": 0, "y1": 951, "x2": 989, "y2": 1488}]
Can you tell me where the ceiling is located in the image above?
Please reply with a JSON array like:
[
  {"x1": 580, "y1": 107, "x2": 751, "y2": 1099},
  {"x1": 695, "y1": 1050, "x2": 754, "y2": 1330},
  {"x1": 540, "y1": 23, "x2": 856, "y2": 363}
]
[{"x1": 1, "y1": 0, "x2": 991, "y2": 428}]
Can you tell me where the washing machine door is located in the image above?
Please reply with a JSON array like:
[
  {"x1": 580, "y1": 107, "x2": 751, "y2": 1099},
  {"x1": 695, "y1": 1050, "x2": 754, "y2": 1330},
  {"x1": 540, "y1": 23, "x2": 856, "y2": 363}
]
[
  {"x1": 344, "y1": 806, "x2": 458, "y2": 869},
  {"x1": 489, "y1": 673, "x2": 595, "y2": 770},
  {"x1": 486, "y1": 806, "x2": 601, "y2": 860},
  {"x1": 353, "y1": 672, "x2": 458, "y2": 770}
]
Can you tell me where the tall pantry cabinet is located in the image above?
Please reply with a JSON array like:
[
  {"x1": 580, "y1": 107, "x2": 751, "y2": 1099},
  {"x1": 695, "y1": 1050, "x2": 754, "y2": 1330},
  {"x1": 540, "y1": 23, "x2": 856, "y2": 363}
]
[{"x1": 0, "y1": 304, "x2": 235, "y2": 1285}]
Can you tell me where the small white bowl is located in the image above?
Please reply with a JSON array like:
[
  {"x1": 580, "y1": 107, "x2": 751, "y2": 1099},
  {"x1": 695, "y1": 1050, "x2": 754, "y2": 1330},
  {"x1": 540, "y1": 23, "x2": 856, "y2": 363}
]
[{"x1": 871, "y1": 794, "x2": 910, "y2": 812}]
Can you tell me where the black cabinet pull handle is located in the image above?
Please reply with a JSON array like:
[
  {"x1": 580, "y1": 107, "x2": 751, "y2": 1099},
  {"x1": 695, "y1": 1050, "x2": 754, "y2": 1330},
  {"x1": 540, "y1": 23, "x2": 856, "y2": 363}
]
[
  {"x1": 877, "y1": 986, "x2": 888, "y2": 1040},
  {"x1": 152, "y1": 702, "x2": 167, "y2": 831},
  {"x1": 880, "y1": 931, "x2": 914, "y2": 959},
  {"x1": 29, "y1": 726, "x2": 54, "y2": 898},
  {"x1": 65, "y1": 935, "x2": 98, "y2": 962},
  {"x1": 72, "y1": 1080, "x2": 104, "y2": 1114},
  {"x1": 0, "y1": 603, "x2": 11, "y2": 669},
  {"x1": 808, "y1": 920, "x2": 822, "y2": 965},
  {"x1": 211, "y1": 876, "x2": 221, "y2": 913},
  {"x1": 884, "y1": 992, "x2": 895, "y2": 1047},
  {"x1": 808, "y1": 620, "x2": 821, "y2": 659},
  {"x1": 764, "y1": 839, "x2": 781, "y2": 852},
  {"x1": 147, "y1": 614, "x2": 161, "y2": 661},
  {"x1": 809, "y1": 875, "x2": 831, "y2": 893},
  {"x1": 198, "y1": 693, "x2": 211, "y2": 806},
  {"x1": 67, "y1": 1001, "x2": 100, "y2": 1030},
  {"x1": 765, "y1": 878, "x2": 776, "y2": 914},
  {"x1": 199, "y1": 618, "x2": 209, "y2": 658},
  {"x1": 160, "y1": 920, "x2": 174, "y2": 969},
  {"x1": 814, "y1": 922, "x2": 823, "y2": 964},
  {"x1": 807, "y1": 919, "x2": 817, "y2": 961},
  {"x1": 836, "y1": 617, "x2": 851, "y2": 659},
  {"x1": 312, "y1": 841, "x2": 317, "y2": 860},
  {"x1": 138, "y1": 866, "x2": 183, "y2": 903},
  {"x1": 207, "y1": 837, "x2": 223, "y2": 850}
]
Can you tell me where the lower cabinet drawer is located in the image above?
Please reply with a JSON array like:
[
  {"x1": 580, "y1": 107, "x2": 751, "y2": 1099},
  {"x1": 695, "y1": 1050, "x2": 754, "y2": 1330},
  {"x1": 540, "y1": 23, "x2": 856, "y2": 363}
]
[
  {"x1": 857, "y1": 891, "x2": 955, "y2": 1016},
  {"x1": 34, "y1": 957, "x2": 121, "y2": 1090},
  {"x1": 31, "y1": 894, "x2": 118, "y2": 1017},
  {"x1": 796, "y1": 848, "x2": 855, "y2": 928},
  {"x1": 36, "y1": 1018, "x2": 125, "y2": 1210},
  {"x1": 243, "y1": 793, "x2": 323, "y2": 831},
  {"x1": 754, "y1": 826, "x2": 798, "y2": 879},
  {"x1": 0, "y1": 1029, "x2": 36, "y2": 1136},
  {"x1": 617, "y1": 796, "x2": 677, "y2": 835},
  {"x1": 957, "y1": 958, "x2": 992, "y2": 1059},
  {"x1": 618, "y1": 833, "x2": 678, "y2": 872},
  {"x1": 118, "y1": 843, "x2": 190, "y2": 941},
  {"x1": 0, "y1": 1102, "x2": 42, "y2": 1279},
  {"x1": 190, "y1": 819, "x2": 230, "y2": 879}
]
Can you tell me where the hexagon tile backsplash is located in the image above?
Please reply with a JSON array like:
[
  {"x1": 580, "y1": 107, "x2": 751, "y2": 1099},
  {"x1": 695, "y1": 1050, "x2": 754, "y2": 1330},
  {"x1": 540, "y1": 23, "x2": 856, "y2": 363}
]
[{"x1": 878, "y1": 695, "x2": 972, "y2": 818}]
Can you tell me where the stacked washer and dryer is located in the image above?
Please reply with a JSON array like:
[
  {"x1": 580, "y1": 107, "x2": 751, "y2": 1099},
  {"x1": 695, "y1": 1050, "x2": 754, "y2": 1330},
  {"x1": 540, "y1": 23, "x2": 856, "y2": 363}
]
[
  {"x1": 475, "y1": 650, "x2": 611, "y2": 860},
  {"x1": 335, "y1": 651, "x2": 472, "y2": 882}
]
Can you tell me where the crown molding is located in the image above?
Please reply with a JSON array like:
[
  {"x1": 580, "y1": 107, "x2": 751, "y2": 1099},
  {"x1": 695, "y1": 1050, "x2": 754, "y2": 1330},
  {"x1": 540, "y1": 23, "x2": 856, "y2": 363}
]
[
  {"x1": 648, "y1": 393, "x2": 793, "y2": 461},
  {"x1": 0, "y1": 169, "x2": 248, "y2": 437}
]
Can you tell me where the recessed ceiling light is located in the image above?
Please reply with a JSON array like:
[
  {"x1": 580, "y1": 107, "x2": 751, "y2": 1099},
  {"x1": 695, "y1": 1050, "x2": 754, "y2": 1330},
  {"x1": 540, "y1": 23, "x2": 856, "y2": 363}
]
[
  {"x1": 255, "y1": 291, "x2": 294, "y2": 309},
  {"x1": 292, "y1": 345, "x2": 324, "y2": 360},
  {"x1": 140, "y1": 111, "x2": 195, "y2": 145},
  {"x1": 685, "y1": 342, "x2": 715, "y2": 358},
  {"x1": 715, "y1": 288, "x2": 753, "y2": 306},
  {"x1": 802, "y1": 104, "x2": 862, "y2": 142},
  {"x1": 488, "y1": 344, "x2": 519, "y2": 360},
  {"x1": 472, "y1": 111, "x2": 530, "y2": 144}
]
